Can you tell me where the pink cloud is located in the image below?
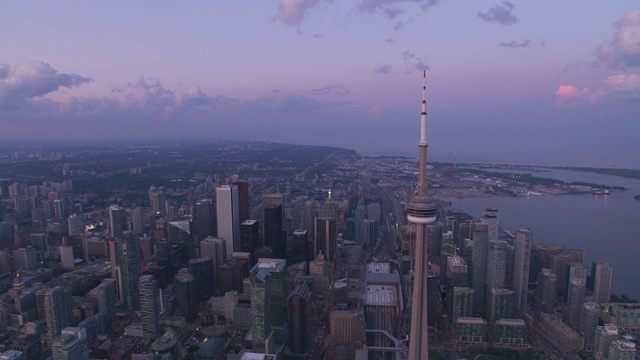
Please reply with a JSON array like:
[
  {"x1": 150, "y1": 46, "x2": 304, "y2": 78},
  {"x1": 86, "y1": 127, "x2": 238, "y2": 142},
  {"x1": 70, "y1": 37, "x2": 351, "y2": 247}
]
[
  {"x1": 555, "y1": 85, "x2": 590, "y2": 106},
  {"x1": 275, "y1": 0, "x2": 328, "y2": 27}
]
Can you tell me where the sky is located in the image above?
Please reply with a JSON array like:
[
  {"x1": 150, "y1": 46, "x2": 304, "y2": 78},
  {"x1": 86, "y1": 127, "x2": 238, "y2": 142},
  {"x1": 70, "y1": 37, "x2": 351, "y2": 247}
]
[{"x1": 1, "y1": 1, "x2": 639, "y2": 167}]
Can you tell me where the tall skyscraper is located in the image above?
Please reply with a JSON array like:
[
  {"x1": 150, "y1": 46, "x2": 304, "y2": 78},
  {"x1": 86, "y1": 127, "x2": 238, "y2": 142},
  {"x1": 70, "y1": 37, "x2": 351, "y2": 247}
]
[
  {"x1": 188, "y1": 257, "x2": 214, "y2": 301},
  {"x1": 581, "y1": 302, "x2": 601, "y2": 352},
  {"x1": 290, "y1": 229, "x2": 309, "y2": 267},
  {"x1": 535, "y1": 268, "x2": 556, "y2": 314},
  {"x1": 88, "y1": 278, "x2": 117, "y2": 324},
  {"x1": 314, "y1": 217, "x2": 336, "y2": 261},
  {"x1": 44, "y1": 286, "x2": 71, "y2": 339},
  {"x1": 199, "y1": 236, "x2": 227, "y2": 294},
  {"x1": 116, "y1": 232, "x2": 142, "y2": 311},
  {"x1": 253, "y1": 258, "x2": 287, "y2": 345},
  {"x1": 195, "y1": 199, "x2": 216, "y2": 241},
  {"x1": 513, "y1": 229, "x2": 533, "y2": 314},
  {"x1": 108, "y1": 205, "x2": 126, "y2": 238},
  {"x1": 148, "y1": 186, "x2": 163, "y2": 214},
  {"x1": 355, "y1": 200, "x2": 365, "y2": 246},
  {"x1": 131, "y1": 207, "x2": 145, "y2": 235},
  {"x1": 240, "y1": 220, "x2": 260, "y2": 255},
  {"x1": 231, "y1": 181, "x2": 250, "y2": 223},
  {"x1": 363, "y1": 219, "x2": 377, "y2": 249},
  {"x1": 471, "y1": 223, "x2": 489, "y2": 314},
  {"x1": 139, "y1": 275, "x2": 160, "y2": 342},
  {"x1": 264, "y1": 204, "x2": 285, "y2": 258},
  {"x1": 406, "y1": 71, "x2": 438, "y2": 360},
  {"x1": 51, "y1": 330, "x2": 89, "y2": 360},
  {"x1": 565, "y1": 278, "x2": 585, "y2": 330},
  {"x1": 482, "y1": 208, "x2": 499, "y2": 242},
  {"x1": 251, "y1": 265, "x2": 274, "y2": 354},
  {"x1": 486, "y1": 240, "x2": 507, "y2": 293},
  {"x1": 592, "y1": 262, "x2": 614, "y2": 304},
  {"x1": 567, "y1": 262, "x2": 587, "y2": 296},
  {"x1": 167, "y1": 219, "x2": 193, "y2": 265},
  {"x1": 216, "y1": 185, "x2": 240, "y2": 256},
  {"x1": 174, "y1": 269, "x2": 197, "y2": 322},
  {"x1": 287, "y1": 281, "x2": 312, "y2": 355}
]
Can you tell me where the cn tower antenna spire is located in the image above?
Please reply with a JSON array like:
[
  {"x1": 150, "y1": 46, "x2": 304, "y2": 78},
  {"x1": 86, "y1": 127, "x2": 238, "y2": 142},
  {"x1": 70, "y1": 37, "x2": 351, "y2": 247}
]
[{"x1": 406, "y1": 71, "x2": 437, "y2": 360}]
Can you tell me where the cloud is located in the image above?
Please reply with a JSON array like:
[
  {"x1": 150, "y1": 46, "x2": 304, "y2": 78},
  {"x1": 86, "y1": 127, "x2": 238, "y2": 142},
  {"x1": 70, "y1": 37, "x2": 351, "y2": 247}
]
[
  {"x1": 0, "y1": 61, "x2": 91, "y2": 108},
  {"x1": 596, "y1": 10, "x2": 640, "y2": 68},
  {"x1": 357, "y1": 0, "x2": 443, "y2": 13},
  {"x1": 0, "y1": 61, "x2": 348, "y2": 130},
  {"x1": 383, "y1": 7, "x2": 404, "y2": 19},
  {"x1": 274, "y1": 0, "x2": 329, "y2": 27},
  {"x1": 555, "y1": 73, "x2": 640, "y2": 106},
  {"x1": 403, "y1": 50, "x2": 430, "y2": 71},
  {"x1": 308, "y1": 84, "x2": 350, "y2": 96},
  {"x1": 477, "y1": 1, "x2": 518, "y2": 25},
  {"x1": 374, "y1": 64, "x2": 393, "y2": 74},
  {"x1": 498, "y1": 39, "x2": 532, "y2": 48},
  {"x1": 555, "y1": 85, "x2": 590, "y2": 106}
]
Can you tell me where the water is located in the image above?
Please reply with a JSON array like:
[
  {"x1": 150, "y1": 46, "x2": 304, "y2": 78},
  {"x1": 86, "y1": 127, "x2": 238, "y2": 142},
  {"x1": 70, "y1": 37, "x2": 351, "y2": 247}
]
[{"x1": 438, "y1": 168, "x2": 640, "y2": 299}]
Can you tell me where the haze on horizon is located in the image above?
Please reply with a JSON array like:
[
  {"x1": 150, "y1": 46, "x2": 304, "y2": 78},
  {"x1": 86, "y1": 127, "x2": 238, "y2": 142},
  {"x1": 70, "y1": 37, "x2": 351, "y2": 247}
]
[{"x1": 1, "y1": 1, "x2": 639, "y2": 168}]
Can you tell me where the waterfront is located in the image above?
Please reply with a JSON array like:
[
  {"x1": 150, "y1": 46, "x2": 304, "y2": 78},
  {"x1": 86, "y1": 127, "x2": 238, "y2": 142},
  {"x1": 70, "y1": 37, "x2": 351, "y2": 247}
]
[{"x1": 439, "y1": 168, "x2": 640, "y2": 299}]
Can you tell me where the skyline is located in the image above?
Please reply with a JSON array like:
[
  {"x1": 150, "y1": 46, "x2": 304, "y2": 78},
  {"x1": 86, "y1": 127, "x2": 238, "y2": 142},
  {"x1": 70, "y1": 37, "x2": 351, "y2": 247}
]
[{"x1": 1, "y1": 1, "x2": 639, "y2": 168}]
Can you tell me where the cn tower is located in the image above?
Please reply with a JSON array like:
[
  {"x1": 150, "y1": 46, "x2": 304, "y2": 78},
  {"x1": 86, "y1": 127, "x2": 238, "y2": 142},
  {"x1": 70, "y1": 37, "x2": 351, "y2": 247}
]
[{"x1": 406, "y1": 70, "x2": 437, "y2": 359}]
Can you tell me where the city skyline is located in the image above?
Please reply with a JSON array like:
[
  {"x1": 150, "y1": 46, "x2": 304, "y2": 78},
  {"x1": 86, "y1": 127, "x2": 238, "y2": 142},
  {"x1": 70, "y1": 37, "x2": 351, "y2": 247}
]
[{"x1": 1, "y1": 2, "x2": 639, "y2": 168}]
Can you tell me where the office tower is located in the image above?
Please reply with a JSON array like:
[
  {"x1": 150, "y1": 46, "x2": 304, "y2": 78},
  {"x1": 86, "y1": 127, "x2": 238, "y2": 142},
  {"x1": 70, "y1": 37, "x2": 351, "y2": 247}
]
[
  {"x1": 51, "y1": 330, "x2": 89, "y2": 360},
  {"x1": 427, "y1": 270, "x2": 439, "y2": 327},
  {"x1": 251, "y1": 265, "x2": 274, "y2": 353},
  {"x1": 314, "y1": 217, "x2": 336, "y2": 261},
  {"x1": 173, "y1": 269, "x2": 197, "y2": 322},
  {"x1": 200, "y1": 236, "x2": 227, "y2": 293},
  {"x1": 116, "y1": 232, "x2": 142, "y2": 311},
  {"x1": 167, "y1": 219, "x2": 193, "y2": 265},
  {"x1": 88, "y1": 278, "x2": 117, "y2": 324},
  {"x1": 131, "y1": 207, "x2": 145, "y2": 235},
  {"x1": 231, "y1": 181, "x2": 250, "y2": 223},
  {"x1": 139, "y1": 275, "x2": 160, "y2": 342},
  {"x1": 216, "y1": 185, "x2": 240, "y2": 256},
  {"x1": 486, "y1": 240, "x2": 507, "y2": 293},
  {"x1": 406, "y1": 71, "x2": 438, "y2": 360},
  {"x1": 290, "y1": 229, "x2": 309, "y2": 266},
  {"x1": 355, "y1": 200, "x2": 365, "y2": 246},
  {"x1": 535, "y1": 268, "x2": 556, "y2": 314},
  {"x1": 108, "y1": 205, "x2": 126, "y2": 238},
  {"x1": 367, "y1": 202, "x2": 381, "y2": 222},
  {"x1": 53, "y1": 199, "x2": 66, "y2": 220},
  {"x1": 319, "y1": 194, "x2": 337, "y2": 220},
  {"x1": 594, "y1": 324, "x2": 619, "y2": 360},
  {"x1": 513, "y1": 229, "x2": 533, "y2": 314},
  {"x1": 608, "y1": 339, "x2": 636, "y2": 359},
  {"x1": 44, "y1": 286, "x2": 71, "y2": 339},
  {"x1": 488, "y1": 288, "x2": 513, "y2": 324},
  {"x1": 566, "y1": 262, "x2": 587, "y2": 295},
  {"x1": 0, "y1": 222, "x2": 13, "y2": 249},
  {"x1": 14, "y1": 247, "x2": 38, "y2": 270},
  {"x1": 240, "y1": 220, "x2": 260, "y2": 255},
  {"x1": 569, "y1": 284, "x2": 587, "y2": 329},
  {"x1": 450, "y1": 287, "x2": 474, "y2": 322},
  {"x1": 188, "y1": 257, "x2": 214, "y2": 301},
  {"x1": 446, "y1": 255, "x2": 468, "y2": 289},
  {"x1": 264, "y1": 204, "x2": 285, "y2": 258},
  {"x1": 363, "y1": 219, "x2": 377, "y2": 249},
  {"x1": 67, "y1": 214, "x2": 83, "y2": 236},
  {"x1": 195, "y1": 199, "x2": 216, "y2": 241},
  {"x1": 471, "y1": 223, "x2": 489, "y2": 314},
  {"x1": 288, "y1": 281, "x2": 312, "y2": 355},
  {"x1": 582, "y1": 302, "x2": 601, "y2": 352},
  {"x1": 482, "y1": 208, "x2": 499, "y2": 242},
  {"x1": 592, "y1": 262, "x2": 614, "y2": 304},
  {"x1": 254, "y1": 259, "x2": 287, "y2": 342},
  {"x1": 148, "y1": 186, "x2": 163, "y2": 214},
  {"x1": 218, "y1": 260, "x2": 245, "y2": 294},
  {"x1": 301, "y1": 200, "x2": 317, "y2": 238}
]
